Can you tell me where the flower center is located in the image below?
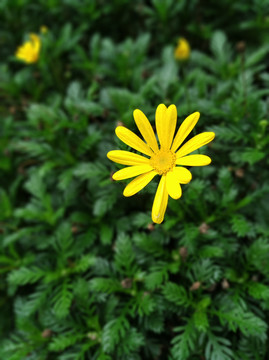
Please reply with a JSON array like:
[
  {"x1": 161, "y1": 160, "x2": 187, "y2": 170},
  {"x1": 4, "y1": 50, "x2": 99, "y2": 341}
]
[{"x1": 150, "y1": 149, "x2": 176, "y2": 175}]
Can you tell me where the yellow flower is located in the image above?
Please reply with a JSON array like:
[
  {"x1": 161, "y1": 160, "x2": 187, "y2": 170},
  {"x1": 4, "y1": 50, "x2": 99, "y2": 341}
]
[
  {"x1": 107, "y1": 104, "x2": 215, "y2": 224},
  {"x1": 40, "y1": 26, "x2": 48, "y2": 34},
  {"x1": 15, "y1": 33, "x2": 41, "y2": 64},
  {"x1": 174, "y1": 38, "x2": 190, "y2": 61}
]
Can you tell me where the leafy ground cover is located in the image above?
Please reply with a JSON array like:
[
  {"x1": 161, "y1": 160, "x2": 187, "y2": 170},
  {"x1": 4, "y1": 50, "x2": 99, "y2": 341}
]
[{"x1": 1, "y1": 1, "x2": 269, "y2": 359}]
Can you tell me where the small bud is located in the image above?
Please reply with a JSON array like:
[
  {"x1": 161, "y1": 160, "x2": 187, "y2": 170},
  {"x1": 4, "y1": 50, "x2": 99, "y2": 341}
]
[
  {"x1": 179, "y1": 247, "x2": 188, "y2": 261},
  {"x1": 61, "y1": 269, "x2": 68, "y2": 276},
  {"x1": 221, "y1": 278, "x2": 230, "y2": 289},
  {"x1": 259, "y1": 119, "x2": 268, "y2": 129},
  {"x1": 199, "y1": 222, "x2": 210, "y2": 234},
  {"x1": 67, "y1": 259, "x2": 75, "y2": 268},
  {"x1": 147, "y1": 223, "x2": 155, "y2": 231},
  {"x1": 236, "y1": 41, "x2": 246, "y2": 52},
  {"x1": 42, "y1": 329, "x2": 52, "y2": 338},
  {"x1": 71, "y1": 225, "x2": 79, "y2": 234},
  {"x1": 87, "y1": 332, "x2": 97, "y2": 341},
  {"x1": 172, "y1": 252, "x2": 180, "y2": 261},
  {"x1": 102, "y1": 109, "x2": 109, "y2": 118},
  {"x1": 190, "y1": 281, "x2": 201, "y2": 291},
  {"x1": 94, "y1": 75, "x2": 102, "y2": 83},
  {"x1": 9, "y1": 106, "x2": 16, "y2": 114},
  {"x1": 235, "y1": 168, "x2": 244, "y2": 178},
  {"x1": 18, "y1": 165, "x2": 25, "y2": 175},
  {"x1": 116, "y1": 120, "x2": 124, "y2": 127},
  {"x1": 142, "y1": 70, "x2": 150, "y2": 79},
  {"x1": 40, "y1": 25, "x2": 48, "y2": 34},
  {"x1": 207, "y1": 141, "x2": 213, "y2": 148},
  {"x1": 251, "y1": 182, "x2": 258, "y2": 190},
  {"x1": 121, "y1": 278, "x2": 133, "y2": 289}
]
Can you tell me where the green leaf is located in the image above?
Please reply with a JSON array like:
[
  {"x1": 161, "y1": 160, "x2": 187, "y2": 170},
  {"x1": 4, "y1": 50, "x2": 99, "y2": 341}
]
[
  {"x1": 74, "y1": 162, "x2": 107, "y2": 180},
  {"x1": 230, "y1": 215, "x2": 251, "y2": 237},
  {"x1": 217, "y1": 307, "x2": 267, "y2": 338},
  {"x1": 0, "y1": 188, "x2": 12, "y2": 220},
  {"x1": 145, "y1": 270, "x2": 168, "y2": 291},
  {"x1": 132, "y1": 292, "x2": 155, "y2": 316},
  {"x1": 100, "y1": 224, "x2": 114, "y2": 245},
  {"x1": 49, "y1": 332, "x2": 83, "y2": 351},
  {"x1": 162, "y1": 282, "x2": 189, "y2": 306},
  {"x1": 246, "y1": 45, "x2": 269, "y2": 67},
  {"x1": 171, "y1": 319, "x2": 197, "y2": 359},
  {"x1": 248, "y1": 282, "x2": 269, "y2": 301},
  {"x1": 210, "y1": 31, "x2": 230, "y2": 62},
  {"x1": 89, "y1": 278, "x2": 122, "y2": 294},
  {"x1": 199, "y1": 246, "x2": 224, "y2": 258},
  {"x1": 52, "y1": 280, "x2": 74, "y2": 319},
  {"x1": 205, "y1": 330, "x2": 233, "y2": 360},
  {"x1": 93, "y1": 191, "x2": 117, "y2": 217},
  {"x1": 193, "y1": 309, "x2": 209, "y2": 332},
  {"x1": 241, "y1": 148, "x2": 265, "y2": 165},
  {"x1": 114, "y1": 233, "x2": 137, "y2": 275},
  {"x1": 8, "y1": 267, "x2": 45, "y2": 286},
  {"x1": 102, "y1": 317, "x2": 130, "y2": 354}
]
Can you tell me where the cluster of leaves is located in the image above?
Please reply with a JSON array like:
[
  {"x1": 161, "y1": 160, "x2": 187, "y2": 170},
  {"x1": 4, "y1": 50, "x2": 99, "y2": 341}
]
[{"x1": 1, "y1": 1, "x2": 269, "y2": 359}]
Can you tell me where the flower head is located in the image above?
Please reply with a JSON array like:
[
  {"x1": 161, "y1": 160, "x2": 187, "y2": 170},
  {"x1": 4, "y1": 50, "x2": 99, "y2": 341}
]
[
  {"x1": 15, "y1": 33, "x2": 41, "y2": 64},
  {"x1": 107, "y1": 104, "x2": 215, "y2": 224},
  {"x1": 174, "y1": 38, "x2": 190, "y2": 61}
]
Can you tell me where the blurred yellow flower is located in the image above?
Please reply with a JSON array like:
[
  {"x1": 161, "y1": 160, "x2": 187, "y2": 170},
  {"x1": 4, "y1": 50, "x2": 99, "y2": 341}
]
[
  {"x1": 174, "y1": 38, "x2": 190, "y2": 61},
  {"x1": 15, "y1": 33, "x2": 41, "y2": 64},
  {"x1": 40, "y1": 26, "x2": 48, "y2": 34},
  {"x1": 107, "y1": 104, "x2": 215, "y2": 224}
]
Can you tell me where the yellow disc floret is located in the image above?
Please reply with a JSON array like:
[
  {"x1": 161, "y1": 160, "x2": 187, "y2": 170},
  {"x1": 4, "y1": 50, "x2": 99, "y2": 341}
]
[{"x1": 150, "y1": 149, "x2": 176, "y2": 175}]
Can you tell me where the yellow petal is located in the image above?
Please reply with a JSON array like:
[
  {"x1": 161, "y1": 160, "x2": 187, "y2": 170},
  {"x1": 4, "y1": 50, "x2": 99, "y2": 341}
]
[
  {"x1": 123, "y1": 171, "x2": 157, "y2": 197},
  {"x1": 115, "y1": 126, "x2": 153, "y2": 156},
  {"x1": 176, "y1": 154, "x2": 212, "y2": 166},
  {"x1": 166, "y1": 172, "x2": 182, "y2": 199},
  {"x1": 170, "y1": 167, "x2": 192, "y2": 184},
  {"x1": 107, "y1": 150, "x2": 149, "y2": 166},
  {"x1": 30, "y1": 34, "x2": 41, "y2": 51},
  {"x1": 152, "y1": 176, "x2": 169, "y2": 224},
  {"x1": 112, "y1": 164, "x2": 153, "y2": 181},
  {"x1": 171, "y1": 112, "x2": 200, "y2": 152},
  {"x1": 156, "y1": 104, "x2": 177, "y2": 150},
  {"x1": 155, "y1": 104, "x2": 167, "y2": 146},
  {"x1": 133, "y1": 109, "x2": 159, "y2": 153},
  {"x1": 176, "y1": 132, "x2": 215, "y2": 158}
]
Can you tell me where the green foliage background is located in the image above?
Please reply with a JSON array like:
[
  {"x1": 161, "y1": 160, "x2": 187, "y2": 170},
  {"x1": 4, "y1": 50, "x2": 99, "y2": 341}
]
[{"x1": 1, "y1": 0, "x2": 269, "y2": 359}]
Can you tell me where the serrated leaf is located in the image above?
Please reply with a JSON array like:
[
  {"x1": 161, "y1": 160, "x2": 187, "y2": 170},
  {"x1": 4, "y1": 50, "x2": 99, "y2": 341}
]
[
  {"x1": 162, "y1": 282, "x2": 188, "y2": 306},
  {"x1": 52, "y1": 280, "x2": 73, "y2": 319},
  {"x1": 241, "y1": 148, "x2": 265, "y2": 165},
  {"x1": 102, "y1": 317, "x2": 130, "y2": 353},
  {"x1": 8, "y1": 267, "x2": 45, "y2": 286}
]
